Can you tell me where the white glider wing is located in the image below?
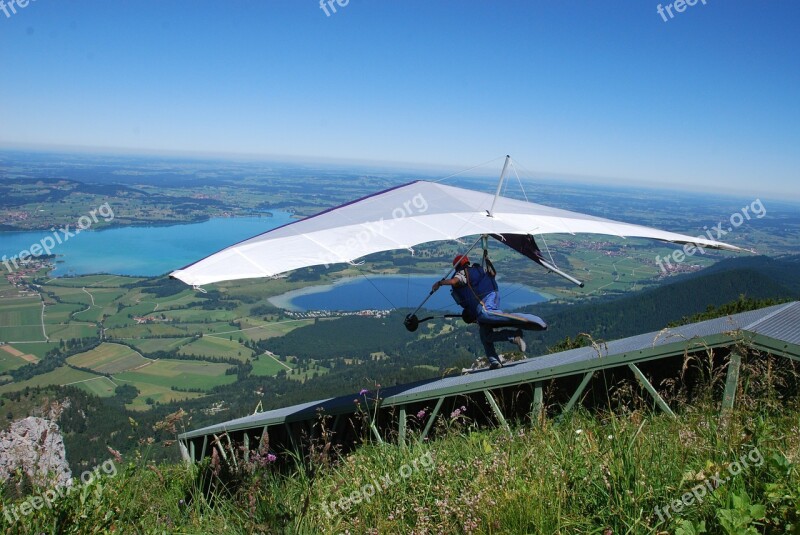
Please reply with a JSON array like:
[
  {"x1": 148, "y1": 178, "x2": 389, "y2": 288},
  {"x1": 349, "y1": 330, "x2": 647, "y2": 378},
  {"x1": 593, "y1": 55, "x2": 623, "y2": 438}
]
[{"x1": 170, "y1": 180, "x2": 743, "y2": 286}]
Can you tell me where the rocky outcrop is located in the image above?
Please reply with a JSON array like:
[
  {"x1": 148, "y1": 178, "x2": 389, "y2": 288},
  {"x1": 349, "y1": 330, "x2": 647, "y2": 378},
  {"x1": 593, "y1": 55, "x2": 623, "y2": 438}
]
[{"x1": 0, "y1": 411, "x2": 72, "y2": 488}]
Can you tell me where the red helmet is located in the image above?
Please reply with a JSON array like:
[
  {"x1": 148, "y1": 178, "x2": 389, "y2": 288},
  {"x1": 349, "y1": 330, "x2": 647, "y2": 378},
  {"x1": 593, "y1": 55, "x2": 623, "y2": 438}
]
[{"x1": 452, "y1": 255, "x2": 469, "y2": 267}]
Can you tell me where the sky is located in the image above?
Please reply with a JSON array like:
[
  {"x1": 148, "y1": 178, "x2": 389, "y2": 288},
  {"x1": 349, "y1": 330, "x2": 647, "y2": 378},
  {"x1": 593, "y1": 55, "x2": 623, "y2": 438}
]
[{"x1": 0, "y1": 1, "x2": 798, "y2": 198}]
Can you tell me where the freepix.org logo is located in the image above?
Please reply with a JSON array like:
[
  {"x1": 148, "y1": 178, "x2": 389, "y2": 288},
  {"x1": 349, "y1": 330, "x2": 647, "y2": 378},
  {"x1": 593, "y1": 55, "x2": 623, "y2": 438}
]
[
  {"x1": 319, "y1": 192, "x2": 428, "y2": 269},
  {"x1": 1, "y1": 203, "x2": 115, "y2": 273},
  {"x1": 0, "y1": 0, "x2": 37, "y2": 20}
]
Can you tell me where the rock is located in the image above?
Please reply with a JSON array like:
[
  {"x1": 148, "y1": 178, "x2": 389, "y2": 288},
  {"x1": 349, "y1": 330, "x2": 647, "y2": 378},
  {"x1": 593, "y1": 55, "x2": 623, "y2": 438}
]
[{"x1": 0, "y1": 416, "x2": 72, "y2": 489}]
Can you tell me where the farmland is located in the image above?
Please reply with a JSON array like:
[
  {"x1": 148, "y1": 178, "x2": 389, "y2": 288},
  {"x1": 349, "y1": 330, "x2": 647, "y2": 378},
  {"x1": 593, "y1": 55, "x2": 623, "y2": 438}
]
[{"x1": 66, "y1": 343, "x2": 151, "y2": 374}]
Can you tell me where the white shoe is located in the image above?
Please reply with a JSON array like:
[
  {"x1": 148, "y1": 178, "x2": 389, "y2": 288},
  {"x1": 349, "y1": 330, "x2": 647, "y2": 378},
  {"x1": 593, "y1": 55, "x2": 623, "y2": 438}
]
[{"x1": 512, "y1": 333, "x2": 526, "y2": 353}]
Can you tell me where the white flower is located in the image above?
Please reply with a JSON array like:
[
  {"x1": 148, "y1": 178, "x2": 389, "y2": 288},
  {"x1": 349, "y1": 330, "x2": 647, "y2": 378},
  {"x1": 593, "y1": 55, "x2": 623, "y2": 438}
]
[
  {"x1": 607, "y1": 434, "x2": 614, "y2": 440},
  {"x1": 575, "y1": 429, "x2": 583, "y2": 435}
]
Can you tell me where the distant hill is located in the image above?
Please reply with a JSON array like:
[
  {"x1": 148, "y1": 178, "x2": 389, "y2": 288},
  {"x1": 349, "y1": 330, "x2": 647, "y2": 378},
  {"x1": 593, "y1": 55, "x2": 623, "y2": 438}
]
[{"x1": 523, "y1": 255, "x2": 799, "y2": 348}]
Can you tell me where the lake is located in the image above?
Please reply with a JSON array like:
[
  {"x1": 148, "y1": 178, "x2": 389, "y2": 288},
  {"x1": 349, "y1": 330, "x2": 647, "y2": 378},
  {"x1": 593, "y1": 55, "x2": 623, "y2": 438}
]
[
  {"x1": 0, "y1": 213, "x2": 295, "y2": 277},
  {"x1": 0, "y1": 214, "x2": 549, "y2": 311},
  {"x1": 268, "y1": 274, "x2": 549, "y2": 312}
]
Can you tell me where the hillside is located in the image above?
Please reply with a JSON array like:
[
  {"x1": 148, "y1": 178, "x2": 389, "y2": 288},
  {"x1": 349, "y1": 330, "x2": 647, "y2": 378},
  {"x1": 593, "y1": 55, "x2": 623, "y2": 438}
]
[
  {"x1": 0, "y1": 255, "x2": 796, "y2": 469},
  {"x1": 4, "y1": 399, "x2": 800, "y2": 534}
]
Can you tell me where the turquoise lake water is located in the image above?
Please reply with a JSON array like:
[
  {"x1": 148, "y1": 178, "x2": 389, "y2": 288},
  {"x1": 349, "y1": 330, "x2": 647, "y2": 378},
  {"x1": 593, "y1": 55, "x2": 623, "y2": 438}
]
[
  {"x1": 0, "y1": 215, "x2": 549, "y2": 311},
  {"x1": 0, "y1": 214, "x2": 295, "y2": 277}
]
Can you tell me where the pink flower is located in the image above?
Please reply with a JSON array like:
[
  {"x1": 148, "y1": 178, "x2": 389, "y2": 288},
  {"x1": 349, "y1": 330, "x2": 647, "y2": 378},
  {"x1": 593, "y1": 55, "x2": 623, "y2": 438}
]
[
  {"x1": 417, "y1": 410, "x2": 426, "y2": 419},
  {"x1": 267, "y1": 453, "x2": 277, "y2": 463},
  {"x1": 106, "y1": 446, "x2": 123, "y2": 463},
  {"x1": 359, "y1": 389, "x2": 369, "y2": 396}
]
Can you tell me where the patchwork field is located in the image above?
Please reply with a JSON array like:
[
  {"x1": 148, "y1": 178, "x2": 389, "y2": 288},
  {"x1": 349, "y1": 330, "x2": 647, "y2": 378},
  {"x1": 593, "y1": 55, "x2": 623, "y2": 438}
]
[
  {"x1": 177, "y1": 336, "x2": 253, "y2": 361},
  {"x1": 237, "y1": 318, "x2": 313, "y2": 342},
  {"x1": 67, "y1": 343, "x2": 151, "y2": 374},
  {"x1": 9, "y1": 341, "x2": 60, "y2": 359},
  {"x1": 128, "y1": 337, "x2": 192, "y2": 355},
  {"x1": 0, "y1": 298, "x2": 45, "y2": 342},
  {"x1": 114, "y1": 359, "x2": 237, "y2": 391}
]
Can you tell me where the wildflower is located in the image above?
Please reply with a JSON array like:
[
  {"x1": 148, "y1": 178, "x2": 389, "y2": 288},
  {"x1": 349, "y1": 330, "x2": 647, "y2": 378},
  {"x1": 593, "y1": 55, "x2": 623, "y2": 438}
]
[
  {"x1": 607, "y1": 434, "x2": 613, "y2": 440},
  {"x1": 417, "y1": 409, "x2": 426, "y2": 419},
  {"x1": 267, "y1": 453, "x2": 277, "y2": 463},
  {"x1": 450, "y1": 408, "x2": 462, "y2": 418},
  {"x1": 106, "y1": 446, "x2": 123, "y2": 463},
  {"x1": 359, "y1": 389, "x2": 369, "y2": 396},
  {"x1": 576, "y1": 429, "x2": 583, "y2": 435}
]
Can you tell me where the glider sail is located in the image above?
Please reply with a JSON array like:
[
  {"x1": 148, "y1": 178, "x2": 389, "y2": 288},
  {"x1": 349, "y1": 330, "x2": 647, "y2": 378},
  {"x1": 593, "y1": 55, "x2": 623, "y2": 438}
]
[{"x1": 170, "y1": 180, "x2": 743, "y2": 287}]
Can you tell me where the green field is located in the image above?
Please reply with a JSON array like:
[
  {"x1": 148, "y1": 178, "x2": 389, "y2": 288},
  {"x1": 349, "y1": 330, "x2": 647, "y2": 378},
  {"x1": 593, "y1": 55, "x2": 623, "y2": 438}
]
[
  {"x1": 177, "y1": 336, "x2": 253, "y2": 361},
  {"x1": 163, "y1": 308, "x2": 237, "y2": 323},
  {"x1": 250, "y1": 353, "x2": 291, "y2": 377},
  {"x1": 237, "y1": 318, "x2": 313, "y2": 342},
  {"x1": 106, "y1": 324, "x2": 191, "y2": 338},
  {"x1": 46, "y1": 323, "x2": 99, "y2": 340},
  {"x1": 114, "y1": 359, "x2": 237, "y2": 391},
  {"x1": 67, "y1": 343, "x2": 151, "y2": 374},
  {"x1": 46, "y1": 286, "x2": 95, "y2": 306},
  {"x1": 45, "y1": 275, "x2": 143, "y2": 288},
  {"x1": 0, "y1": 351, "x2": 28, "y2": 374},
  {"x1": 0, "y1": 298, "x2": 44, "y2": 342},
  {"x1": 8, "y1": 341, "x2": 60, "y2": 359},
  {"x1": 0, "y1": 365, "x2": 100, "y2": 394},
  {"x1": 121, "y1": 382, "x2": 206, "y2": 411},
  {"x1": 72, "y1": 376, "x2": 117, "y2": 397},
  {"x1": 128, "y1": 337, "x2": 192, "y2": 355}
]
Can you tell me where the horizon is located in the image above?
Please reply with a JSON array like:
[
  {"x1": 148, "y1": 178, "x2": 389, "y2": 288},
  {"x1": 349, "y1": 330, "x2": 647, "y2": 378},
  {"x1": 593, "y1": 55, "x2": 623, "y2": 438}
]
[
  {"x1": 0, "y1": 2, "x2": 798, "y2": 203},
  {"x1": 1, "y1": 144, "x2": 797, "y2": 205}
]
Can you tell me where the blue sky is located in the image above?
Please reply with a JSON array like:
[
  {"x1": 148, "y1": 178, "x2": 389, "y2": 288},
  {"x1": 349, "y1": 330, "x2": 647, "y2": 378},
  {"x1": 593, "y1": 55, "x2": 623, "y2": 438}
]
[{"x1": 0, "y1": 1, "x2": 798, "y2": 197}]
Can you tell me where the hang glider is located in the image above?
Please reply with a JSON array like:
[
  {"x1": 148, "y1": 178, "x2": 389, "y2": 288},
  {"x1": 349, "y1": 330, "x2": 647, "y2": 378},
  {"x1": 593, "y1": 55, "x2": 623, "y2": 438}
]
[{"x1": 170, "y1": 169, "x2": 743, "y2": 288}]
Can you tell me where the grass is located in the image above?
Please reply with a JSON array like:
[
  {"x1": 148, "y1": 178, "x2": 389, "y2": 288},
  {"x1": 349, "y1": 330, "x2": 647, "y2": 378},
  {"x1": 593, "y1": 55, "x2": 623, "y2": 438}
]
[
  {"x1": 177, "y1": 336, "x2": 253, "y2": 362},
  {"x1": 3, "y1": 401, "x2": 800, "y2": 534}
]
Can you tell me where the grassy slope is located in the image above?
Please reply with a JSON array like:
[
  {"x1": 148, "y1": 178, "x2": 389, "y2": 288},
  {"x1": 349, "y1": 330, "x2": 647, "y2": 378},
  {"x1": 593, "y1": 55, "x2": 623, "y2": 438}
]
[{"x1": 3, "y1": 402, "x2": 799, "y2": 534}]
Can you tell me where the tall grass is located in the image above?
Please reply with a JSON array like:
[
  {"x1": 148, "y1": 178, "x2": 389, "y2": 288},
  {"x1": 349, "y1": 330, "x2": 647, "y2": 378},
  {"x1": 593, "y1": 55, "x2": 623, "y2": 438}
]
[
  {"x1": 2, "y1": 400, "x2": 798, "y2": 534},
  {"x1": 3, "y1": 345, "x2": 800, "y2": 534}
]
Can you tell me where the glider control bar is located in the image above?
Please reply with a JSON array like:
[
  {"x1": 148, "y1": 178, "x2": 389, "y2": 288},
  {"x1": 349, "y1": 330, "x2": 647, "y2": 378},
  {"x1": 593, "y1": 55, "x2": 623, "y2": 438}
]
[
  {"x1": 491, "y1": 234, "x2": 584, "y2": 288},
  {"x1": 403, "y1": 235, "x2": 485, "y2": 332}
]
